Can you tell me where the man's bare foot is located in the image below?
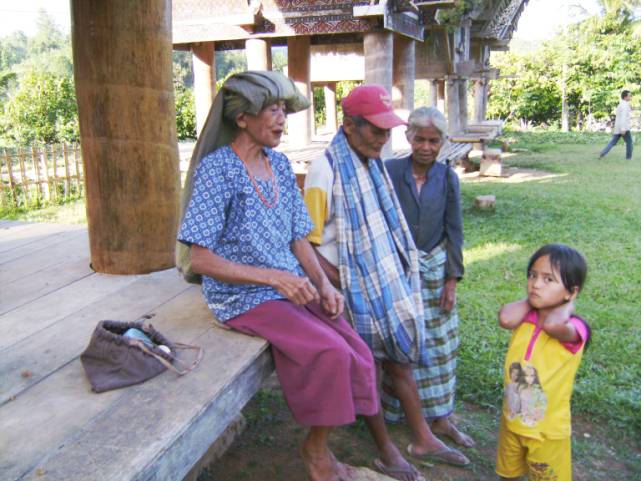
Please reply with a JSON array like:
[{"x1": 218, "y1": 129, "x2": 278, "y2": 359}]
[
  {"x1": 431, "y1": 417, "x2": 475, "y2": 448},
  {"x1": 373, "y1": 443, "x2": 423, "y2": 481}
]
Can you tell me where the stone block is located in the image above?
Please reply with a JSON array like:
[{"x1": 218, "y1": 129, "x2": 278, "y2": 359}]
[
  {"x1": 475, "y1": 194, "x2": 496, "y2": 209},
  {"x1": 480, "y1": 148, "x2": 502, "y2": 177}
]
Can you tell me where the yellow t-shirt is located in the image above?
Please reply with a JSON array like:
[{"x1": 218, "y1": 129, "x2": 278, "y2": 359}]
[
  {"x1": 502, "y1": 310, "x2": 588, "y2": 440},
  {"x1": 303, "y1": 151, "x2": 338, "y2": 266}
]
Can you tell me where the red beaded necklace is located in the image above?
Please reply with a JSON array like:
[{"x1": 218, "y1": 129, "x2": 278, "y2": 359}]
[{"x1": 231, "y1": 143, "x2": 279, "y2": 208}]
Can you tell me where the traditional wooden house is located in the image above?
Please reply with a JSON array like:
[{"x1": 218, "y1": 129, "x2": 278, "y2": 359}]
[
  {"x1": 172, "y1": 0, "x2": 458, "y2": 151},
  {"x1": 416, "y1": 0, "x2": 529, "y2": 138},
  {"x1": 173, "y1": 0, "x2": 527, "y2": 158}
]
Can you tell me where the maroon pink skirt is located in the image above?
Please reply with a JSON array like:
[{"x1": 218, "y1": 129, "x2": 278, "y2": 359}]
[{"x1": 227, "y1": 299, "x2": 379, "y2": 426}]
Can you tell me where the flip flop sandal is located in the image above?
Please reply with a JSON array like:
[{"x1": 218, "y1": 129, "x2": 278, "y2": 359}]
[
  {"x1": 406, "y1": 443, "x2": 470, "y2": 468},
  {"x1": 373, "y1": 458, "x2": 426, "y2": 481},
  {"x1": 433, "y1": 427, "x2": 476, "y2": 448}
]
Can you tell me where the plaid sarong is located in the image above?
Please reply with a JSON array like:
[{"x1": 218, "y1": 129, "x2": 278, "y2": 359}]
[
  {"x1": 328, "y1": 128, "x2": 428, "y2": 366},
  {"x1": 382, "y1": 243, "x2": 460, "y2": 421}
]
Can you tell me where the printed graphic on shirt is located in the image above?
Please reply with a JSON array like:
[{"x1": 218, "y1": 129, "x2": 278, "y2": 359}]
[
  {"x1": 529, "y1": 461, "x2": 558, "y2": 481},
  {"x1": 504, "y1": 362, "x2": 548, "y2": 426}
]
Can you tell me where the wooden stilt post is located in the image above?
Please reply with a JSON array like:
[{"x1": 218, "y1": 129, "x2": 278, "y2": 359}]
[
  {"x1": 246, "y1": 38, "x2": 272, "y2": 71},
  {"x1": 430, "y1": 80, "x2": 439, "y2": 108},
  {"x1": 364, "y1": 31, "x2": 394, "y2": 157},
  {"x1": 71, "y1": 0, "x2": 180, "y2": 274},
  {"x1": 287, "y1": 36, "x2": 312, "y2": 147},
  {"x1": 437, "y1": 80, "x2": 446, "y2": 113},
  {"x1": 474, "y1": 78, "x2": 487, "y2": 123},
  {"x1": 392, "y1": 33, "x2": 415, "y2": 153},
  {"x1": 192, "y1": 42, "x2": 216, "y2": 136},
  {"x1": 459, "y1": 78, "x2": 469, "y2": 132},
  {"x1": 324, "y1": 83, "x2": 337, "y2": 133},
  {"x1": 446, "y1": 77, "x2": 460, "y2": 134}
]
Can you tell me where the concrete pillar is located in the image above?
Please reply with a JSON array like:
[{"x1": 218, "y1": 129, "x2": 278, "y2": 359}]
[
  {"x1": 71, "y1": 0, "x2": 180, "y2": 274},
  {"x1": 474, "y1": 78, "x2": 487, "y2": 123},
  {"x1": 392, "y1": 33, "x2": 414, "y2": 153},
  {"x1": 437, "y1": 80, "x2": 446, "y2": 113},
  {"x1": 364, "y1": 31, "x2": 393, "y2": 157},
  {"x1": 287, "y1": 36, "x2": 312, "y2": 146},
  {"x1": 324, "y1": 82, "x2": 337, "y2": 133},
  {"x1": 446, "y1": 77, "x2": 460, "y2": 134},
  {"x1": 192, "y1": 42, "x2": 216, "y2": 136},
  {"x1": 458, "y1": 78, "x2": 469, "y2": 131},
  {"x1": 246, "y1": 38, "x2": 272, "y2": 71}
]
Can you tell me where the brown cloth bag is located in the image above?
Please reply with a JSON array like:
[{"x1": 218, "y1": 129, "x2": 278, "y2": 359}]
[{"x1": 80, "y1": 320, "x2": 203, "y2": 393}]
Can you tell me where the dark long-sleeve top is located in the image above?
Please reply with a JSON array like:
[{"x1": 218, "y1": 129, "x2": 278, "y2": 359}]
[{"x1": 385, "y1": 155, "x2": 464, "y2": 279}]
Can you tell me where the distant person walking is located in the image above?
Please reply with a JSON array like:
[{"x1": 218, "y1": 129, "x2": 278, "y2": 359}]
[{"x1": 599, "y1": 90, "x2": 633, "y2": 160}]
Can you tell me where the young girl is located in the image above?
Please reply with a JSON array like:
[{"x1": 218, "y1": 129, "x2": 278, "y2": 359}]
[{"x1": 496, "y1": 244, "x2": 591, "y2": 481}]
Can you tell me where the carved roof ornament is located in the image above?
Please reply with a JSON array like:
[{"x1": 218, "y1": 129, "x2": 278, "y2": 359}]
[{"x1": 477, "y1": 0, "x2": 529, "y2": 41}]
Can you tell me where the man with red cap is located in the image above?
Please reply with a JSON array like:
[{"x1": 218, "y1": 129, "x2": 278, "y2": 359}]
[{"x1": 304, "y1": 85, "x2": 470, "y2": 480}]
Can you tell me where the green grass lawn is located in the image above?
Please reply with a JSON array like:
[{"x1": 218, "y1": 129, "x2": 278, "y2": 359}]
[
  {"x1": 3, "y1": 131, "x2": 640, "y2": 443},
  {"x1": 457, "y1": 132, "x2": 641, "y2": 440}
]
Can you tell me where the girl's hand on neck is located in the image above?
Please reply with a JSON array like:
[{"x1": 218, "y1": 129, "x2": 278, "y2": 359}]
[{"x1": 539, "y1": 301, "x2": 580, "y2": 343}]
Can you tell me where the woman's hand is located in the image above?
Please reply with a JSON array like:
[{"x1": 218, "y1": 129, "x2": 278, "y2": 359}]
[
  {"x1": 269, "y1": 270, "x2": 320, "y2": 306},
  {"x1": 440, "y1": 278, "x2": 458, "y2": 313},
  {"x1": 318, "y1": 281, "x2": 344, "y2": 320}
]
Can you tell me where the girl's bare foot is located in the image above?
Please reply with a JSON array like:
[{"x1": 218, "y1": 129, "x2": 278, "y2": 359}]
[{"x1": 431, "y1": 417, "x2": 475, "y2": 448}]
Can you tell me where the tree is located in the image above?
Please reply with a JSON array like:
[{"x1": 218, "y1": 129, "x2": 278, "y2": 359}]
[
  {"x1": 17, "y1": 10, "x2": 72, "y2": 77},
  {"x1": 1, "y1": 71, "x2": 78, "y2": 145},
  {"x1": 488, "y1": 11, "x2": 641, "y2": 130},
  {"x1": 596, "y1": 0, "x2": 641, "y2": 14},
  {"x1": 488, "y1": 51, "x2": 561, "y2": 127},
  {"x1": 0, "y1": 32, "x2": 28, "y2": 71},
  {"x1": 174, "y1": 80, "x2": 196, "y2": 140}
]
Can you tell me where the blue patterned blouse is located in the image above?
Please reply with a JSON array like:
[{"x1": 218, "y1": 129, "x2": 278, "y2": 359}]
[{"x1": 178, "y1": 145, "x2": 314, "y2": 322}]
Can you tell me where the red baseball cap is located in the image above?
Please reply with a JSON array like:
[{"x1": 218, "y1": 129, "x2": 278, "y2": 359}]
[{"x1": 341, "y1": 85, "x2": 407, "y2": 129}]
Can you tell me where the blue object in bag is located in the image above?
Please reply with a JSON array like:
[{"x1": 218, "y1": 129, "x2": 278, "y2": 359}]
[{"x1": 123, "y1": 327, "x2": 154, "y2": 346}]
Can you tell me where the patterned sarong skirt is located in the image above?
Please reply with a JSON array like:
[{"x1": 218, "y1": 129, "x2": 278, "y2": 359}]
[{"x1": 381, "y1": 243, "x2": 460, "y2": 421}]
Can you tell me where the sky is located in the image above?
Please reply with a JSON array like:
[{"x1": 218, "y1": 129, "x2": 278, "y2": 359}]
[
  {"x1": 512, "y1": 0, "x2": 602, "y2": 41},
  {"x1": 0, "y1": 0, "x2": 606, "y2": 39}
]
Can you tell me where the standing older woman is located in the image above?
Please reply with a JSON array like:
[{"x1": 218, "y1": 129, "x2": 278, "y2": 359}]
[
  {"x1": 177, "y1": 71, "x2": 379, "y2": 481},
  {"x1": 383, "y1": 107, "x2": 475, "y2": 456}
]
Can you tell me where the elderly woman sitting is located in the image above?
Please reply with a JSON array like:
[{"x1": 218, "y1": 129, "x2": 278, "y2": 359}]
[
  {"x1": 384, "y1": 107, "x2": 474, "y2": 456},
  {"x1": 177, "y1": 71, "x2": 378, "y2": 481}
]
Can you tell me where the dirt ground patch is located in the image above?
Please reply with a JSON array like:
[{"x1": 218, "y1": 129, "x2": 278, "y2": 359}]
[
  {"x1": 197, "y1": 382, "x2": 641, "y2": 481},
  {"x1": 457, "y1": 166, "x2": 565, "y2": 184}
]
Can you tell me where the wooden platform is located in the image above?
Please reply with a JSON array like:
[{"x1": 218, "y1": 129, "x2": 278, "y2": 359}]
[{"x1": 0, "y1": 221, "x2": 273, "y2": 481}]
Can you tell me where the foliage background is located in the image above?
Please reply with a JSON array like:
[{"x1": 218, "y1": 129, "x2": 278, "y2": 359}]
[{"x1": 488, "y1": 11, "x2": 641, "y2": 130}]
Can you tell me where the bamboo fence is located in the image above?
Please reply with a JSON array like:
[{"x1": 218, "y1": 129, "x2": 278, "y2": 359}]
[{"x1": 0, "y1": 144, "x2": 84, "y2": 210}]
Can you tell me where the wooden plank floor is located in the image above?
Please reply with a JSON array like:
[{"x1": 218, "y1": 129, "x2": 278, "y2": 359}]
[{"x1": 0, "y1": 221, "x2": 273, "y2": 481}]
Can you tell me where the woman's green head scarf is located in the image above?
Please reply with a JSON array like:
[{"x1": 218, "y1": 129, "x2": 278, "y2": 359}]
[{"x1": 177, "y1": 70, "x2": 310, "y2": 284}]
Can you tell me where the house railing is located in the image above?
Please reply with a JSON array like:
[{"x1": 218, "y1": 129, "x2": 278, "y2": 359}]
[{"x1": 0, "y1": 144, "x2": 84, "y2": 210}]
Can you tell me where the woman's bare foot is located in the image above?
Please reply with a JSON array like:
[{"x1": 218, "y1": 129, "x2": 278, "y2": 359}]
[
  {"x1": 301, "y1": 441, "x2": 352, "y2": 481},
  {"x1": 431, "y1": 417, "x2": 475, "y2": 448},
  {"x1": 329, "y1": 452, "x2": 354, "y2": 481}
]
